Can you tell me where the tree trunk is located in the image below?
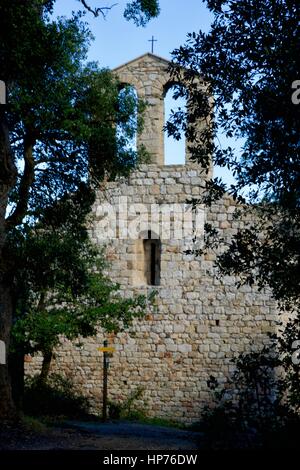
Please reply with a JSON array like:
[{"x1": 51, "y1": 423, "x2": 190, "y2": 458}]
[
  {"x1": 9, "y1": 349, "x2": 25, "y2": 413},
  {"x1": 0, "y1": 282, "x2": 17, "y2": 421},
  {"x1": 0, "y1": 108, "x2": 18, "y2": 421},
  {"x1": 38, "y1": 350, "x2": 53, "y2": 386}
]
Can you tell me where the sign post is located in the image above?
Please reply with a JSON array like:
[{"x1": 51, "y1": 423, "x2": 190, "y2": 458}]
[
  {"x1": 102, "y1": 340, "x2": 108, "y2": 422},
  {"x1": 97, "y1": 341, "x2": 115, "y2": 422}
]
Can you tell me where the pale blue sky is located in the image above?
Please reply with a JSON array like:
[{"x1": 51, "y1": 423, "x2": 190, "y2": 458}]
[
  {"x1": 53, "y1": 1, "x2": 236, "y2": 181},
  {"x1": 54, "y1": 1, "x2": 212, "y2": 68}
]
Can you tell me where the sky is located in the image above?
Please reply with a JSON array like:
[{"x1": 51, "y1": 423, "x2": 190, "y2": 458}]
[
  {"x1": 53, "y1": 0, "x2": 212, "y2": 68},
  {"x1": 53, "y1": 1, "x2": 235, "y2": 180}
]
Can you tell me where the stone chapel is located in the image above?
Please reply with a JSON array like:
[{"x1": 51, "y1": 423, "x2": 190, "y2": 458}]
[{"x1": 26, "y1": 54, "x2": 278, "y2": 423}]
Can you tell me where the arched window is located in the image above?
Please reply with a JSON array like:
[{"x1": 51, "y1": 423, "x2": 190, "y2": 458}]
[
  {"x1": 164, "y1": 83, "x2": 187, "y2": 165},
  {"x1": 133, "y1": 230, "x2": 161, "y2": 286},
  {"x1": 117, "y1": 84, "x2": 138, "y2": 153}
]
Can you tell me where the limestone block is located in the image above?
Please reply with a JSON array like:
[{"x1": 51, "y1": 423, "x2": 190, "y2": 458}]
[
  {"x1": 178, "y1": 344, "x2": 192, "y2": 353},
  {"x1": 166, "y1": 343, "x2": 178, "y2": 352},
  {"x1": 173, "y1": 324, "x2": 185, "y2": 334}
]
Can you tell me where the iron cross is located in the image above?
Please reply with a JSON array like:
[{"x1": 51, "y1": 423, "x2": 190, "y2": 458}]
[{"x1": 148, "y1": 36, "x2": 157, "y2": 54}]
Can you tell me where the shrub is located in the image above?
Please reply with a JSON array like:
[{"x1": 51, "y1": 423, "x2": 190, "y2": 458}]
[
  {"x1": 24, "y1": 373, "x2": 89, "y2": 418},
  {"x1": 108, "y1": 387, "x2": 146, "y2": 420},
  {"x1": 198, "y1": 347, "x2": 300, "y2": 449}
]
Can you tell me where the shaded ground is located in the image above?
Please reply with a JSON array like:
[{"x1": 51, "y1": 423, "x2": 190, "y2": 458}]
[{"x1": 0, "y1": 420, "x2": 201, "y2": 450}]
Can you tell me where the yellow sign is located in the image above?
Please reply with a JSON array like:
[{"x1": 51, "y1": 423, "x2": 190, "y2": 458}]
[{"x1": 97, "y1": 347, "x2": 115, "y2": 353}]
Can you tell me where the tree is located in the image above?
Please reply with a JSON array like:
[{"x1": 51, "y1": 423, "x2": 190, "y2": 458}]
[
  {"x1": 0, "y1": 0, "x2": 160, "y2": 420},
  {"x1": 168, "y1": 0, "x2": 300, "y2": 308},
  {"x1": 167, "y1": 0, "x2": 300, "y2": 414},
  {"x1": 78, "y1": 0, "x2": 160, "y2": 25},
  {"x1": 10, "y1": 191, "x2": 149, "y2": 395}
]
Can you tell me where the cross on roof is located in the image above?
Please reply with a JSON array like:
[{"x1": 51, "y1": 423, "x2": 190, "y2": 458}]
[{"x1": 148, "y1": 36, "x2": 157, "y2": 54}]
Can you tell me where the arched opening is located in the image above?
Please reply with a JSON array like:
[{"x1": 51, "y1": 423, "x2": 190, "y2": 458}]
[
  {"x1": 133, "y1": 230, "x2": 161, "y2": 286},
  {"x1": 164, "y1": 83, "x2": 187, "y2": 165},
  {"x1": 117, "y1": 84, "x2": 138, "y2": 153}
]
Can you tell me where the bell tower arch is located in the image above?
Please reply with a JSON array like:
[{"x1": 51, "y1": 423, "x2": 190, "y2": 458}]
[{"x1": 114, "y1": 53, "x2": 210, "y2": 168}]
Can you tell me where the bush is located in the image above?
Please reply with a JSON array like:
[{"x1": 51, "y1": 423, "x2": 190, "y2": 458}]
[
  {"x1": 24, "y1": 373, "x2": 89, "y2": 418},
  {"x1": 199, "y1": 401, "x2": 259, "y2": 449},
  {"x1": 197, "y1": 348, "x2": 300, "y2": 449},
  {"x1": 108, "y1": 387, "x2": 146, "y2": 420}
]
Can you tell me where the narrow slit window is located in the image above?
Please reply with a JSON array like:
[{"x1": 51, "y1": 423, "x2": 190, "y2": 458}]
[
  {"x1": 150, "y1": 242, "x2": 156, "y2": 286},
  {"x1": 143, "y1": 237, "x2": 161, "y2": 286},
  {"x1": 133, "y1": 231, "x2": 161, "y2": 286}
]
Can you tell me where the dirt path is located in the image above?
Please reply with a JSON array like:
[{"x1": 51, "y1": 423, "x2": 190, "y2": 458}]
[
  {"x1": 64, "y1": 420, "x2": 201, "y2": 450},
  {"x1": 0, "y1": 420, "x2": 202, "y2": 450}
]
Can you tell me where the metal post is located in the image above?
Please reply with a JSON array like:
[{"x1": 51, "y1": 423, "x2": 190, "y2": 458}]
[{"x1": 102, "y1": 340, "x2": 108, "y2": 421}]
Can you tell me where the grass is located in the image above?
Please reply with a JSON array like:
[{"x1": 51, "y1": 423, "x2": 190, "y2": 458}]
[
  {"x1": 134, "y1": 415, "x2": 188, "y2": 430},
  {"x1": 21, "y1": 415, "x2": 48, "y2": 433}
]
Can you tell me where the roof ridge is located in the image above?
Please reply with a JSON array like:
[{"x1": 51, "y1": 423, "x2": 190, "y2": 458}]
[{"x1": 113, "y1": 53, "x2": 170, "y2": 71}]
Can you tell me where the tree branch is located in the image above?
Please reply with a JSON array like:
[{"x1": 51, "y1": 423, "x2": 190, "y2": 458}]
[
  {"x1": 0, "y1": 110, "x2": 17, "y2": 227},
  {"x1": 5, "y1": 132, "x2": 36, "y2": 230},
  {"x1": 78, "y1": 0, "x2": 118, "y2": 18}
]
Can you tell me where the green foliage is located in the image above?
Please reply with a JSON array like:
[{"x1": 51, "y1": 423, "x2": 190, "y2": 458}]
[
  {"x1": 209, "y1": 349, "x2": 279, "y2": 426},
  {"x1": 8, "y1": 63, "x2": 143, "y2": 218},
  {"x1": 1, "y1": 0, "x2": 150, "y2": 233},
  {"x1": 9, "y1": 182, "x2": 152, "y2": 365},
  {"x1": 76, "y1": 0, "x2": 160, "y2": 24},
  {"x1": 215, "y1": 204, "x2": 300, "y2": 311},
  {"x1": 21, "y1": 415, "x2": 48, "y2": 434},
  {"x1": 231, "y1": 350, "x2": 280, "y2": 426},
  {"x1": 198, "y1": 343, "x2": 300, "y2": 448},
  {"x1": 171, "y1": 0, "x2": 300, "y2": 204},
  {"x1": 124, "y1": 0, "x2": 160, "y2": 26},
  {"x1": 108, "y1": 387, "x2": 147, "y2": 420},
  {"x1": 0, "y1": 0, "x2": 160, "y2": 420},
  {"x1": 11, "y1": 229, "x2": 150, "y2": 359},
  {"x1": 137, "y1": 416, "x2": 185, "y2": 429},
  {"x1": 199, "y1": 403, "x2": 246, "y2": 449},
  {"x1": 0, "y1": 0, "x2": 153, "y2": 375},
  {"x1": 275, "y1": 313, "x2": 300, "y2": 412},
  {"x1": 169, "y1": 1, "x2": 300, "y2": 311},
  {"x1": 24, "y1": 373, "x2": 89, "y2": 418}
]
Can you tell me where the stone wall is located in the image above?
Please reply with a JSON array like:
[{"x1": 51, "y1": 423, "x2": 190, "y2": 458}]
[{"x1": 25, "y1": 163, "x2": 278, "y2": 423}]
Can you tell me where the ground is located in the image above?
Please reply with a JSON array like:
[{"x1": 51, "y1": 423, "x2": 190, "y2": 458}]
[{"x1": 0, "y1": 420, "x2": 201, "y2": 450}]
